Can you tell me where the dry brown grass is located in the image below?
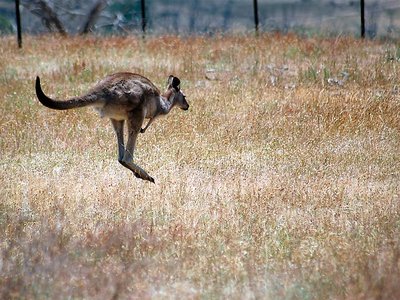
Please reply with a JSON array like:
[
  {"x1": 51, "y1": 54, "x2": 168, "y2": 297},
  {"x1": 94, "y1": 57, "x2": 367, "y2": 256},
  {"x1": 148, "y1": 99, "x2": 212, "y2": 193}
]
[{"x1": 0, "y1": 34, "x2": 399, "y2": 299}]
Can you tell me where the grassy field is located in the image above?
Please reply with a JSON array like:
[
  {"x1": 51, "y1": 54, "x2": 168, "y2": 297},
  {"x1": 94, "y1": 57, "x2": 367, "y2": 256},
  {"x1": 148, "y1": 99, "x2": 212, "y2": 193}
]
[{"x1": 0, "y1": 34, "x2": 399, "y2": 299}]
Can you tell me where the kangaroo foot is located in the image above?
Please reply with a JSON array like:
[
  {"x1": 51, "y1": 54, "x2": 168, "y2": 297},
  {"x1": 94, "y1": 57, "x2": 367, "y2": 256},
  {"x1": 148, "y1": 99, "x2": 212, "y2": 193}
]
[
  {"x1": 133, "y1": 170, "x2": 154, "y2": 183},
  {"x1": 120, "y1": 160, "x2": 155, "y2": 183}
]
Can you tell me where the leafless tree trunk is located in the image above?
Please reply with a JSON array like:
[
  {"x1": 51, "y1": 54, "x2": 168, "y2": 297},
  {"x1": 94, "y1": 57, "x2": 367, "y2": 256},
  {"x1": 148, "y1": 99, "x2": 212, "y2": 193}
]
[
  {"x1": 22, "y1": 0, "x2": 106, "y2": 35},
  {"x1": 80, "y1": 0, "x2": 106, "y2": 34},
  {"x1": 22, "y1": 0, "x2": 66, "y2": 35}
]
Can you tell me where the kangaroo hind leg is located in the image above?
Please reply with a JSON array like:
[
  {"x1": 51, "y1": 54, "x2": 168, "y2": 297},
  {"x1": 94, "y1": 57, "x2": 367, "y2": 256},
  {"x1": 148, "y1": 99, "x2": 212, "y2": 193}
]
[
  {"x1": 121, "y1": 110, "x2": 155, "y2": 183},
  {"x1": 111, "y1": 118, "x2": 146, "y2": 179},
  {"x1": 111, "y1": 119, "x2": 125, "y2": 163}
]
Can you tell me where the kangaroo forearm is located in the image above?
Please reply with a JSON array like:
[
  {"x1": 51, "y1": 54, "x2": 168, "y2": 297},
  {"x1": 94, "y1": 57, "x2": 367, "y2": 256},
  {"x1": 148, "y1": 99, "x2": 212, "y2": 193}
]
[{"x1": 140, "y1": 118, "x2": 155, "y2": 133}]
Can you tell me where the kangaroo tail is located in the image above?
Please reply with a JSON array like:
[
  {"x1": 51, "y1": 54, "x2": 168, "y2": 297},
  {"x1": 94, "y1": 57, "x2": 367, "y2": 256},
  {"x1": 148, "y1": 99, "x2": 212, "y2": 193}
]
[{"x1": 35, "y1": 76, "x2": 100, "y2": 110}]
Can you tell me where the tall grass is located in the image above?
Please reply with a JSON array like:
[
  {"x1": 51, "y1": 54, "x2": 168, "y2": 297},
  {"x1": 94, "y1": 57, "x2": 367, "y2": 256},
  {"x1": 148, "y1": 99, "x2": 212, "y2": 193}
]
[{"x1": 0, "y1": 34, "x2": 399, "y2": 299}]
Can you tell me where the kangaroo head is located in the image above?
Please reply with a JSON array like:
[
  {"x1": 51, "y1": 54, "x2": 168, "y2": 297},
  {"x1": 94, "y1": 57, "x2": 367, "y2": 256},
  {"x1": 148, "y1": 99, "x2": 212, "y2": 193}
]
[{"x1": 166, "y1": 75, "x2": 189, "y2": 111}]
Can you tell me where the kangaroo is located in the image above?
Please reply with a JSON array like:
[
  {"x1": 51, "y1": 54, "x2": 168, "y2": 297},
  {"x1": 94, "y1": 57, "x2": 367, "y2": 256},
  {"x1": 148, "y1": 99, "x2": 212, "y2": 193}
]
[{"x1": 35, "y1": 72, "x2": 189, "y2": 183}]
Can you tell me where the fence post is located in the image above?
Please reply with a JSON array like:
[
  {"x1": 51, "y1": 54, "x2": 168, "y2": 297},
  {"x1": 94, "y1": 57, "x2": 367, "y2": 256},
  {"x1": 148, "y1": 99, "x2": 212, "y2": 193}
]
[
  {"x1": 360, "y1": 0, "x2": 365, "y2": 38},
  {"x1": 15, "y1": 0, "x2": 22, "y2": 48},
  {"x1": 141, "y1": 0, "x2": 146, "y2": 38},
  {"x1": 253, "y1": 0, "x2": 259, "y2": 36}
]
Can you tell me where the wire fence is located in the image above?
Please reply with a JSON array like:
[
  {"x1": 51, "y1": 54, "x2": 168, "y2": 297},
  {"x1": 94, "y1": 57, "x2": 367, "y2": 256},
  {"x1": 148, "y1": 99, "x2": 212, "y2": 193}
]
[{"x1": 2, "y1": 0, "x2": 400, "y2": 48}]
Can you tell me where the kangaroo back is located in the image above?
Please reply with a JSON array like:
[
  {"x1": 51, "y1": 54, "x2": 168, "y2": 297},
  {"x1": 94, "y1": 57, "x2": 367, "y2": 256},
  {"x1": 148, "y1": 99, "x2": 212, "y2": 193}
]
[{"x1": 35, "y1": 76, "x2": 101, "y2": 110}]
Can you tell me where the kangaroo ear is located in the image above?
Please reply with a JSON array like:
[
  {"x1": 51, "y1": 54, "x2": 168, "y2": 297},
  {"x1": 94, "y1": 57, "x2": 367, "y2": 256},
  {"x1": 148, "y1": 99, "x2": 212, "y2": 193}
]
[
  {"x1": 172, "y1": 77, "x2": 180, "y2": 89},
  {"x1": 167, "y1": 75, "x2": 174, "y2": 86},
  {"x1": 167, "y1": 75, "x2": 180, "y2": 90}
]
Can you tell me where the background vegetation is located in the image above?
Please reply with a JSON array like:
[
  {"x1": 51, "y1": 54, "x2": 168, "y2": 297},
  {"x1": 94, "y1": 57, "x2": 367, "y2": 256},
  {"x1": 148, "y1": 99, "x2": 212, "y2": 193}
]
[
  {"x1": 1, "y1": 0, "x2": 400, "y2": 37},
  {"x1": 0, "y1": 33, "x2": 399, "y2": 298}
]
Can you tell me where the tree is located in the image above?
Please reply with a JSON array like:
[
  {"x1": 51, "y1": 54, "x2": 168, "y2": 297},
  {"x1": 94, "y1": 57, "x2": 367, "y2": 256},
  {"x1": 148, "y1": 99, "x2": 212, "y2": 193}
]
[{"x1": 21, "y1": 0, "x2": 106, "y2": 35}]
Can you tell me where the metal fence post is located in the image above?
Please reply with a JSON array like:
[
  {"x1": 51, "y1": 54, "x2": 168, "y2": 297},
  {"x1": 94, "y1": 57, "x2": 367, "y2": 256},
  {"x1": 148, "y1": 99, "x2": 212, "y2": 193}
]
[
  {"x1": 253, "y1": 0, "x2": 259, "y2": 36},
  {"x1": 141, "y1": 0, "x2": 146, "y2": 38},
  {"x1": 15, "y1": 0, "x2": 22, "y2": 48},
  {"x1": 360, "y1": 0, "x2": 365, "y2": 38}
]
